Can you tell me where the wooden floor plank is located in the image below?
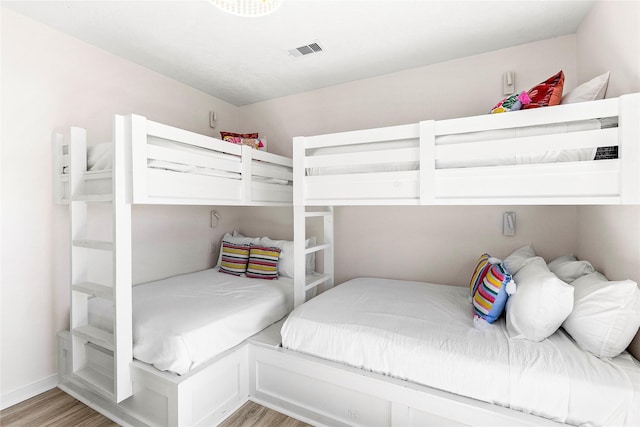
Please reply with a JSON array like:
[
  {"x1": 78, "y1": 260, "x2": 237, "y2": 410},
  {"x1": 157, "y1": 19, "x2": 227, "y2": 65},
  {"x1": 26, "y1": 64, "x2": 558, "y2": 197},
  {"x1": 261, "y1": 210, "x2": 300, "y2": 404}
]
[
  {"x1": 218, "y1": 401, "x2": 311, "y2": 427},
  {"x1": 1, "y1": 388, "x2": 310, "y2": 427}
]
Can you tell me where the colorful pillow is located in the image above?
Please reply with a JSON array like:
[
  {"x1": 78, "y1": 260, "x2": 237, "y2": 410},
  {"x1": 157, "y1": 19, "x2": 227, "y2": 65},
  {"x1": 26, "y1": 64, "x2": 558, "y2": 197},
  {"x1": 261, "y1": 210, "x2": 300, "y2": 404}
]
[
  {"x1": 220, "y1": 131, "x2": 258, "y2": 139},
  {"x1": 218, "y1": 240, "x2": 251, "y2": 276},
  {"x1": 469, "y1": 253, "x2": 500, "y2": 296},
  {"x1": 561, "y1": 71, "x2": 609, "y2": 104},
  {"x1": 506, "y1": 257, "x2": 574, "y2": 342},
  {"x1": 563, "y1": 272, "x2": 640, "y2": 358},
  {"x1": 490, "y1": 91, "x2": 531, "y2": 114},
  {"x1": 216, "y1": 232, "x2": 260, "y2": 267},
  {"x1": 472, "y1": 263, "x2": 515, "y2": 324},
  {"x1": 246, "y1": 244, "x2": 281, "y2": 279},
  {"x1": 522, "y1": 70, "x2": 565, "y2": 109}
]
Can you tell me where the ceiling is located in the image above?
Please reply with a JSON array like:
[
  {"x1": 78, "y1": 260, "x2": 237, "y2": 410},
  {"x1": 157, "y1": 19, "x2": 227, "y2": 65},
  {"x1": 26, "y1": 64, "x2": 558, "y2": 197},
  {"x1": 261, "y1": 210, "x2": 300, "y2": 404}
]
[{"x1": 4, "y1": 0, "x2": 595, "y2": 106}]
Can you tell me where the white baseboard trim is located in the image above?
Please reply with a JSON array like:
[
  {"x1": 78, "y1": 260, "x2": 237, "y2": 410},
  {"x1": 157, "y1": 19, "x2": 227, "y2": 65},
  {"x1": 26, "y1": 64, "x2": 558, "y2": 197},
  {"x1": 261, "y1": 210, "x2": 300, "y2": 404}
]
[{"x1": 1, "y1": 374, "x2": 58, "y2": 410}]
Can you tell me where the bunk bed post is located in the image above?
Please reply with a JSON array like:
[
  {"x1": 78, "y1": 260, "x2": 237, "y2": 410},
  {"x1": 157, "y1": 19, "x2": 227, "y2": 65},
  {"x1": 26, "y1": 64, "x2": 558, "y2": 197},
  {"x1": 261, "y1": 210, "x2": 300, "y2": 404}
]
[
  {"x1": 112, "y1": 115, "x2": 134, "y2": 402},
  {"x1": 293, "y1": 137, "x2": 307, "y2": 307},
  {"x1": 419, "y1": 120, "x2": 436, "y2": 204},
  {"x1": 129, "y1": 114, "x2": 148, "y2": 204},
  {"x1": 618, "y1": 93, "x2": 640, "y2": 204},
  {"x1": 69, "y1": 127, "x2": 90, "y2": 379},
  {"x1": 52, "y1": 132, "x2": 66, "y2": 204},
  {"x1": 241, "y1": 144, "x2": 253, "y2": 204},
  {"x1": 323, "y1": 206, "x2": 334, "y2": 290}
]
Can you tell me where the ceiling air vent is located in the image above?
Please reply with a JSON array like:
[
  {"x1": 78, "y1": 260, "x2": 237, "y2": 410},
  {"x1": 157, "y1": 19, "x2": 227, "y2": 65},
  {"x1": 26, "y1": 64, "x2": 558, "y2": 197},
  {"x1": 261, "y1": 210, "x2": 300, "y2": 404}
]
[{"x1": 289, "y1": 41, "x2": 324, "y2": 58}]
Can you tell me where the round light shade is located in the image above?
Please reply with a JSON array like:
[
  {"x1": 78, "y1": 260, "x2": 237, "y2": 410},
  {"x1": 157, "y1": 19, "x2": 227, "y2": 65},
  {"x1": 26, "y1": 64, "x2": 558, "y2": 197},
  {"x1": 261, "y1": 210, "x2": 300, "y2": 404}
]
[{"x1": 210, "y1": 0, "x2": 283, "y2": 17}]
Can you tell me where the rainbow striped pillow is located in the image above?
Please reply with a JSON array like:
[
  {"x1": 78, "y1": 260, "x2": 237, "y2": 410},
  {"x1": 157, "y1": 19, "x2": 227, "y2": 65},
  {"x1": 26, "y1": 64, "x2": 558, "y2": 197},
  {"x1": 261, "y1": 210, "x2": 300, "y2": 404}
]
[
  {"x1": 219, "y1": 240, "x2": 251, "y2": 276},
  {"x1": 246, "y1": 245, "x2": 281, "y2": 280},
  {"x1": 473, "y1": 263, "x2": 514, "y2": 324},
  {"x1": 469, "y1": 253, "x2": 499, "y2": 296}
]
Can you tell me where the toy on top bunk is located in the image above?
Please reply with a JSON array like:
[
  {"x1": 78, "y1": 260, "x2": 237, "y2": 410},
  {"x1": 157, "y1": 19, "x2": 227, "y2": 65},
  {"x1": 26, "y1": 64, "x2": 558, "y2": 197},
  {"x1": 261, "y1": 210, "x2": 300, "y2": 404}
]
[
  {"x1": 467, "y1": 243, "x2": 640, "y2": 359},
  {"x1": 220, "y1": 131, "x2": 266, "y2": 151}
]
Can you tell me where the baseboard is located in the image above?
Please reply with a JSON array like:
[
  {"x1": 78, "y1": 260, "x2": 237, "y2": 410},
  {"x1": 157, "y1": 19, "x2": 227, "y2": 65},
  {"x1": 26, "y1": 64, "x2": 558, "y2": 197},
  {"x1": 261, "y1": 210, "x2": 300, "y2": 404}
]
[{"x1": 1, "y1": 374, "x2": 58, "y2": 410}]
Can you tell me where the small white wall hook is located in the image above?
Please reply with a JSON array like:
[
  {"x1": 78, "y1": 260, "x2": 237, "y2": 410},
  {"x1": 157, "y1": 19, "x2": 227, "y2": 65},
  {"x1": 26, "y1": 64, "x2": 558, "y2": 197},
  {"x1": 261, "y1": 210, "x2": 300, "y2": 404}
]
[{"x1": 211, "y1": 210, "x2": 222, "y2": 228}]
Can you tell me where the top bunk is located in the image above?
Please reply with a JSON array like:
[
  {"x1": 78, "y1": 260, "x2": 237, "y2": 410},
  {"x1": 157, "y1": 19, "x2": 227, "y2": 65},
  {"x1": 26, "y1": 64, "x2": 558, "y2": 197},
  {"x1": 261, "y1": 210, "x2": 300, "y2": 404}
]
[
  {"x1": 54, "y1": 114, "x2": 293, "y2": 206},
  {"x1": 293, "y1": 93, "x2": 640, "y2": 206}
]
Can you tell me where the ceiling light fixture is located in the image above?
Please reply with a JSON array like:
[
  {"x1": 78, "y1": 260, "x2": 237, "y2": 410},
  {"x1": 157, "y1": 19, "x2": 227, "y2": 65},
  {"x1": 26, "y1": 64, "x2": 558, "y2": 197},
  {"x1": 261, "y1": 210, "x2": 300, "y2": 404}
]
[{"x1": 209, "y1": 0, "x2": 283, "y2": 17}]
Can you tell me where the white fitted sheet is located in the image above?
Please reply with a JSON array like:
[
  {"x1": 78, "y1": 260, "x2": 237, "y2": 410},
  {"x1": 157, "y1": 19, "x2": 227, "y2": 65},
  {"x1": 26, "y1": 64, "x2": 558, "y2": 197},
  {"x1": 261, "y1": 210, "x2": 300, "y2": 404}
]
[
  {"x1": 281, "y1": 278, "x2": 640, "y2": 426},
  {"x1": 90, "y1": 268, "x2": 293, "y2": 375},
  {"x1": 306, "y1": 119, "x2": 606, "y2": 175}
]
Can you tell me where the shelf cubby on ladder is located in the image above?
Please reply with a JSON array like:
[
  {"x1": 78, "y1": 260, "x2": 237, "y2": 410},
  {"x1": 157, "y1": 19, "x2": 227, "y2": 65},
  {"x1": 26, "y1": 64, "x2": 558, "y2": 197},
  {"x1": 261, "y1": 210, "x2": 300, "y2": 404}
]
[{"x1": 67, "y1": 120, "x2": 133, "y2": 403}]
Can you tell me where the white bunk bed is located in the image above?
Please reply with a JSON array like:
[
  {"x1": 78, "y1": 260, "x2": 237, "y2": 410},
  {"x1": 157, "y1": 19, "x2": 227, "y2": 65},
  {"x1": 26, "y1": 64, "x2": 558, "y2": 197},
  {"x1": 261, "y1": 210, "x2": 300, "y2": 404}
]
[
  {"x1": 53, "y1": 114, "x2": 293, "y2": 207},
  {"x1": 247, "y1": 94, "x2": 640, "y2": 427},
  {"x1": 54, "y1": 114, "x2": 295, "y2": 426}
]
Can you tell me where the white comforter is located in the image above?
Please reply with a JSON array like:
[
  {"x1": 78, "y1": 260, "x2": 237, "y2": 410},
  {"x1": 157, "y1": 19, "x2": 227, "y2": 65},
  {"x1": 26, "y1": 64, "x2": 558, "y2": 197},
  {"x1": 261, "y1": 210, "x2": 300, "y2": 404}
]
[
  {"x1": 90, "y1": 268, "x2": 293, "y2": 375},
  {"x1": 281, "y1": 278, "x2": 640, "y2": 426}
]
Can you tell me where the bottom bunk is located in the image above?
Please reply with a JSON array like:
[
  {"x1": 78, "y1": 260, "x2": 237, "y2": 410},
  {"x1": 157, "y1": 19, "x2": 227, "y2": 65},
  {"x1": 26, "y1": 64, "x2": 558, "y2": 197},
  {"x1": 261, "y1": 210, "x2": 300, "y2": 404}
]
[
  {"x1": 253, "y1": 275, "x2": 640, "y2": 427},
  {"x1": 59, "y1": 330, "x2": 250, "y2": 427}
]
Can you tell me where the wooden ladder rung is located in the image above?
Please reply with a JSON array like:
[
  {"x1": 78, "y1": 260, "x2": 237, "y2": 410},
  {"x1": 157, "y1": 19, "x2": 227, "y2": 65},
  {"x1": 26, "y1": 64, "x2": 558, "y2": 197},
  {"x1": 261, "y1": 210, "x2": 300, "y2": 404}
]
[
  {"x1": 72, "y1": 325, "x2": 114, "y2": 351},
  {"x1": 72, "y1": 239, "x2": 113, "y2": 251},
  {"x1": 72, "y1": 282, "x2": 113, "y2": 300}
]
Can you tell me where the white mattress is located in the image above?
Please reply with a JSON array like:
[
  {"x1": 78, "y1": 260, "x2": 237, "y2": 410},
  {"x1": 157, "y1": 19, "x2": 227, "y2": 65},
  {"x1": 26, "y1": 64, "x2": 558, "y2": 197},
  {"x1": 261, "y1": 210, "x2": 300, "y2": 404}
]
[
  {"x1": 89, "y1": 268, "x2": 293, "y2": 375},
  {"x1": 70, "y1": 140, "x2": 291, "y2": 185},
  {"x1": 306, "y1": 119, "x2": 606, "y2": 175},
  {"x1": 281, "y1": 278, "x2": 640, "y2": 426}
]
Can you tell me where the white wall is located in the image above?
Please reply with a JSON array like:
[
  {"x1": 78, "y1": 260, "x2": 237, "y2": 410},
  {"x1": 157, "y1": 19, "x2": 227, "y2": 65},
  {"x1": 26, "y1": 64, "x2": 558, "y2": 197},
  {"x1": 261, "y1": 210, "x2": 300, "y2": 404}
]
[
  {"x1": 238, "y1": 35, "x2": 581, "y2": 286},
  {"x1": 0, "y1": 8, "x2": 243, "y2": 404}
]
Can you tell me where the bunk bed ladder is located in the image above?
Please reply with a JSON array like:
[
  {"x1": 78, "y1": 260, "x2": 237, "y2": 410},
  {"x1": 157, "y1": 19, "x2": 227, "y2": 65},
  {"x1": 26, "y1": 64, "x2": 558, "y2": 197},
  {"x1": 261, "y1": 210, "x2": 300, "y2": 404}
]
[
  {"x1": 68, "y1": 121, "x2": 133, "y2": 403},
  {"x1": 293, "y1": 136, "x2": 334, "y2": 307}
]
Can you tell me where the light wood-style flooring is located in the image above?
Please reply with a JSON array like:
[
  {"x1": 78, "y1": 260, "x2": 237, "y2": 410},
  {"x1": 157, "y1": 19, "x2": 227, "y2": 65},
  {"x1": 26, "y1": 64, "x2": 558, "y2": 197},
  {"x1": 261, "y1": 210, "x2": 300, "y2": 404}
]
[{"x1": 0, "y1": 388, "x2": 310, "y2": 427}]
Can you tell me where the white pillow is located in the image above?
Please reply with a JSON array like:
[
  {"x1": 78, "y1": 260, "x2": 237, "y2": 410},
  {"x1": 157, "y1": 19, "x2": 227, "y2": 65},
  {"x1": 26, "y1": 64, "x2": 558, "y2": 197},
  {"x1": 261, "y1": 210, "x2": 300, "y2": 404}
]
[
  {"x1": 216, "y1": 232, "x2": 260, "y2": 267},
  {"x1": 547, "y1": 255, "x2": 595, "y2": 283},
  {"x1": 506, "y1": 257, "x2": 574, "y2": 342},
  {"x1": 561, "y1": 71, "x2": 609, "y2": 104},
  {"x1": 260, "y1": 237, "x2": 316, "y2": 278},
  {"x1": 502, "y1": 244, "x2": 536, "y2": 275},
  {"x1": 563, "y1": 272, "x2": 640, "y2": 358}
]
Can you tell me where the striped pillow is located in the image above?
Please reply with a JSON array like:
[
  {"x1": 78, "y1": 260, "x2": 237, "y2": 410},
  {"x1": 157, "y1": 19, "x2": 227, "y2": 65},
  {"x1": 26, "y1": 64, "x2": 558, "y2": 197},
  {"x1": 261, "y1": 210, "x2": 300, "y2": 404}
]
[
  {"x1": 472, "y1": 263, "x2": 515, "y2": 324},
  {"x1": 469, "y1": 253, "x2": 499, "y2": 297},
  {"x1": 219, "y1": 241, "x2": 250, "y2": 276},
  {"x1": 246, "y1": 245, "x2": 281, "y2": 280}
]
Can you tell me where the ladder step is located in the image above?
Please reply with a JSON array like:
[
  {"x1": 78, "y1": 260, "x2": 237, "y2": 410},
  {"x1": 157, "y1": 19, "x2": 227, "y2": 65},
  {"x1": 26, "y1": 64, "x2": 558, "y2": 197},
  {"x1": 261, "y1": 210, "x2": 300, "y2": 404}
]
[
  {"x1": 305, "y1": 243, "x2": 331, "y2": 254},
  {"x1": 72, "y1": 239, "x2": 113, "y2": 251},
  {"x1": 305, "y1": 211, "x2": 332, "y2": 218},
  {"x1": 74, "y1": 366, "x2": 114, "y2": 401},
  {"x1": 305, "y1": 273, "x2": 332, "y2": 291},
  {"x1": 72, "y1": 194, "x2": 113, "y2": 203},
  {"x1": 72, "y1": 325, "x2": 114, "y2": 351},
  {"x1": 72, "y1": 282, "x2": 113, "y2": 300}
]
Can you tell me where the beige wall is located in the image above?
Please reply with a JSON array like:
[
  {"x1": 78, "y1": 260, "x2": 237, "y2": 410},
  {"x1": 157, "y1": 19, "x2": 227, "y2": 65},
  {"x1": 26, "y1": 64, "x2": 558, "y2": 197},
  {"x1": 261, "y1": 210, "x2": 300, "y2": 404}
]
[
  {"x1": 576, "y1": 0, "x2": 640, "y2": 96},
  {"x1": 0, "y1": 8, "x2": 243, "y2": 401}
]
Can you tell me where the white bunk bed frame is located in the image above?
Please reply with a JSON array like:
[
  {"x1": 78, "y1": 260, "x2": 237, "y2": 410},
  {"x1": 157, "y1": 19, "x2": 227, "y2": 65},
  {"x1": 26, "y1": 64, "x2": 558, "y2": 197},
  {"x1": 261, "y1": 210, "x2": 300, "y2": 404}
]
[
  {"x1": 248, "y1": 94, "x2": 640, "y2": 427},
  {"x1": 55, "y1": 114, "x2": 294, "y2": 426}
]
